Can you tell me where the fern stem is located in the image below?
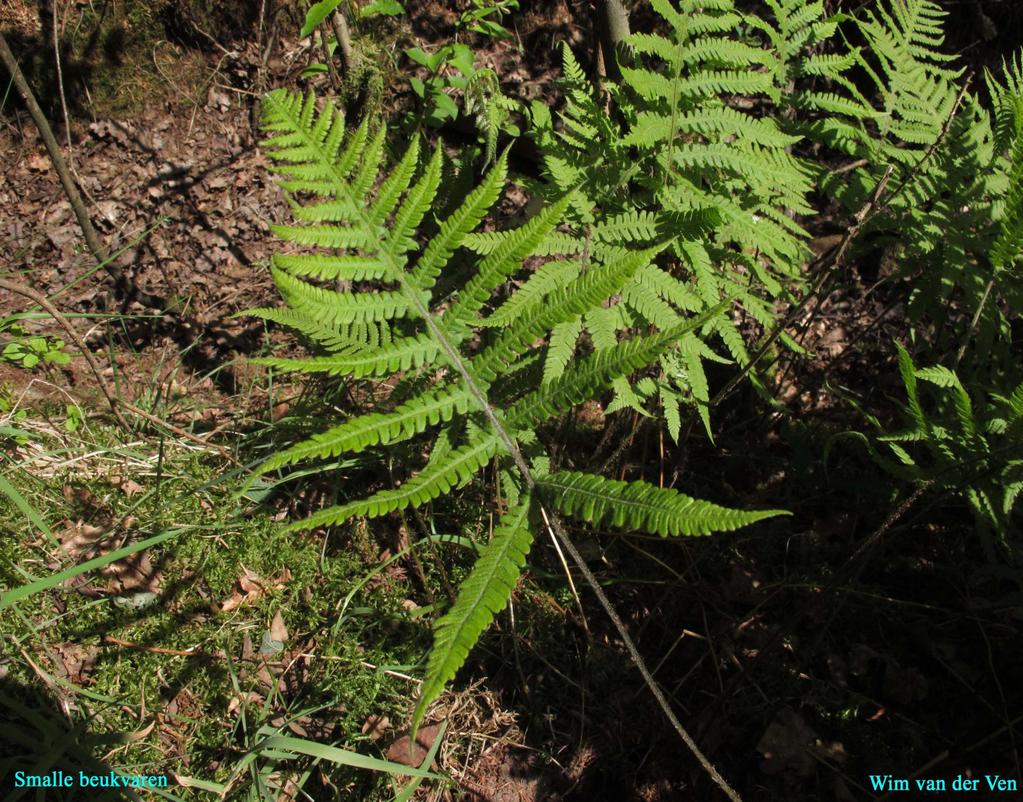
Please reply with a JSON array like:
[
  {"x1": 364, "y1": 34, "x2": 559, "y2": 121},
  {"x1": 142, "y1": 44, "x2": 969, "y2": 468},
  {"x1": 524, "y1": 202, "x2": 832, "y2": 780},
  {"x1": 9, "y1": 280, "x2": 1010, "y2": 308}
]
[
  {"x1": 0, "y1": 32, "x2": 165, "y2": 310},
  {"x1": 710, "y1": 164, "x2": 896, "y2": 411},
  {"x1": 953, "y1": 277, "x2": 995, "y2": 370},
  {"x1": 534, "y1": 503, "x2": 744, "y2": 802}
]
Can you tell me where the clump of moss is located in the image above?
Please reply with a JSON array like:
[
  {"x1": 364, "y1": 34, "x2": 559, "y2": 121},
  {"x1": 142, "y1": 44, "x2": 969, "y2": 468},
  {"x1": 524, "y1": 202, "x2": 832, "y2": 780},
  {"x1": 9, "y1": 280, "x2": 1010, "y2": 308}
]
[{"x1": 1, "y1": 0, "x2": 256, "y2": 121}]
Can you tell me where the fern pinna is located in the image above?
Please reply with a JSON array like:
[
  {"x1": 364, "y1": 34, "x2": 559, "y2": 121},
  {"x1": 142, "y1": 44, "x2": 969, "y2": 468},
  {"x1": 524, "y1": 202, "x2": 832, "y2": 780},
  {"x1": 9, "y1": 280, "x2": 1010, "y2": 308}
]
[
  {"x1": 522, "y1": 0, "x2": 1023, "y2": 437},
  {"x1": 250, "y1": 89, "x2": 786, "y2": 729},
  {"x1": 525, "y1": 0, "x2": 816, "y2": 440}
]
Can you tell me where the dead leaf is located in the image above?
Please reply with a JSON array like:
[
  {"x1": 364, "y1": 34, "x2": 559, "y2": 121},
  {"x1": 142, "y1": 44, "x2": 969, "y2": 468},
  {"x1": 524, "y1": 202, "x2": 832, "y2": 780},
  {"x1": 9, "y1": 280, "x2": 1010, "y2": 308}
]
[
  {"x1": 384, "y1": 723, "x2": 442, "y2": 768},
  {"x1": 222, "y1": 565, "x2": 292, "y2": 611},
  {"x1": 125, "y1": 720, "x2": 157, "y2": 742},
  {"x1": 269, "y1": 610, "x2": 288, "y2": 642},
  {"x1": 757, "y1": 707, "x2": 818, "y2": 780},
  {"x1": 276, "y1": 775, "x2": 302, "y2": 802},
  {"x1": 57, "y1": 521, "x2": 161, "y2": 595},
  {"x1": 110, "y1": 474, "x2": 145, "y2": 496},
  {"x1": 54, "y1": 642, "x2": 98, "y2": 684},
  {"x1": 26, "y1": 152, "x2": 50, "y2": 172},
  {"x1": 58, "y1": 520, "x2": 106, "y2": 559},
  {"x1": 361, "y1": 714, "x2": 390, "y2": 741},
  {"x1": 227, "y1": 691, "x2": 263, "y2": 716}
]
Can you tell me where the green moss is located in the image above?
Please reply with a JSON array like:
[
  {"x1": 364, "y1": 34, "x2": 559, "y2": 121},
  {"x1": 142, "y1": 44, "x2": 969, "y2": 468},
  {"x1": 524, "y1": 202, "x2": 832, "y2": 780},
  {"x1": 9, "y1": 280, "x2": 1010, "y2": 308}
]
[{"x1": 0, "y1": 411, "x2": 441, "y2": 800}]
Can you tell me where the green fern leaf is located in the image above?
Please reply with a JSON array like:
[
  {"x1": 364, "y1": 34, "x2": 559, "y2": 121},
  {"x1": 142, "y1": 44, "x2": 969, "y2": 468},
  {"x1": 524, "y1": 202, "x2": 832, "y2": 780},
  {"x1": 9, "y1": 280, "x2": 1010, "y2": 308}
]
[
  {"x1": 252, "y1": 333, "x2": 442, "y2": 378},
  {"x1": 471, "y1": 248, "x2": 660, "y2": 383},
  {"x1": 412, "y1": 497, "x2": 534, "y2": 731},
  {"x1": 508, "y1": 309, "x2": 723, "y2": 428},
  {"x1": 482, "y1": 260, "x2": 582, "y2": 327},
  {"x1": 286, "y1": 436, "x2": 502, "y2": 532},
  {"x1": 445, "y1": 195, "x2": 574, "y2": 331},
  {"x1": 537, "y1": 471, "x2": 788, "y2": 536},
  {"x1": 542, "y1": 315, "x2": 583, "y2": 385},
  {"x1": 255, "y1": 385, "x2": 475, "y2": 475},
  {"x1": 410, "y1": 151, "x2": 509, "y2": 291},
  {"x1": 271, "y1": 253, "x2": 390, "y2": 281}
]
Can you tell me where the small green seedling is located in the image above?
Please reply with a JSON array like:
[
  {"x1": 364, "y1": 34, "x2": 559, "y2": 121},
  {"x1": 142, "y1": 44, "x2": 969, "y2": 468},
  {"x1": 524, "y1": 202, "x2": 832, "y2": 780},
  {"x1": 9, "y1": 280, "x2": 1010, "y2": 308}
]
[{"x1": 1, "y1": 332, "x2": 72, "y2": 369}]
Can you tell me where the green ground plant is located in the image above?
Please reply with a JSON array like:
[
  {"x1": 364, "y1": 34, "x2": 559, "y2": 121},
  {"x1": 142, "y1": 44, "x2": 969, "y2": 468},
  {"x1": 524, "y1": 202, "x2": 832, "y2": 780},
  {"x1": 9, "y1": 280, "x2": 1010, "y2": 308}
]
[
  {"x1": 249, "y1": 0, "x2": 1023, "y2": 767},
  {"x1": 0, "y1": 405, "x2": 441, "y2": 800},
  {"x1": 248, "y1": 88, "x2": 788, "y2": 740},
  {"x1": 525, "y1": 0, "x2": 1023, "y2": 439},
  {"x1": 4, "y1": 0, "x2": 1022, "y2": 798}
]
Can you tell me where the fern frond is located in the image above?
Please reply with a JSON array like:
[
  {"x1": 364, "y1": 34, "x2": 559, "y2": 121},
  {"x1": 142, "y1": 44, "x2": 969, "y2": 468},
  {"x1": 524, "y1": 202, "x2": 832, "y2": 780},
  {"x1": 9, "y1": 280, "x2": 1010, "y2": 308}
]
[
  {"x1": 268, "y1": 223, "x2": 377, "y2": 250},
  {"x1": 482, "y1": 260, "x2": 582, "y2": 327},
  {"x1": 537, "y1": 471, "x2": 788, "y2": 536},
  {"x1": 623, "y1": 67, "x2": 774, "y2": 102},
  {"x1": 369, "y1": 135, "x2": 422, "y2": 224},
  {"x1": 985, "y1": 53, "x2": 1023, "y2": 150},
  {"x1": 255, "y1": 385, "x2": 475, "y2": 476},
  {"x1": 990, "y1": 101, "x2": 1023, "y2": 270},
  {"x1": 286, "y1": 436, "x2": 502, "y2": 532},
  {"x1": 255, "y1": 81, "x2": 797, "y2": 735},
  {"x1": 271, "y1": 267, "x2": 419, "y2": 325},
  {"x1": 252, "y1": 332, "x2": 442, "y2": 378},
  {"x1": 444, "y1": 195, "x2": 573, "y2": 332},
  {"x1": 271, "y1": 253, "x2": 390, "y2": 281},
  {"x1": 244, "y1": 307, "x2": 367, "y2": 353},
  {"x1": 508, "y1": 308, "x2": 722, "y2": 428},
  {"x1": 624, "y1": 109, "x2": 799, "y2": 149},
  {"x1": 542, "y1": 316, "x2": 583, "y2": 385},
  {"x1": 471, "y1": 248, "x2": 660, "y2": 383},
  {"x1": 410, "y1": 151, "x2": 510, "y2": 291},
  {"x1": 389, "y1": 144, "x2": 444, "y2": 255},
  {"x1": 412, "y1": 497, "x2": 533, "y2": 731}
]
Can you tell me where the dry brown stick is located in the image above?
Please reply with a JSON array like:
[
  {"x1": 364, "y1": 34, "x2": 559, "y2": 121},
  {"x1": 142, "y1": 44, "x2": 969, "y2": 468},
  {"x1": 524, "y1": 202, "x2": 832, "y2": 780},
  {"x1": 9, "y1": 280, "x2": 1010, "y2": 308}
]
[
  {"x1": 0, "y1": 31, "x2": 165, "y2": 310},
  {"x1": 51, "y1": 0, "x2": 73, "y2": 166},
  {"x1": 1, "y1": 278, "x2": 131, "y2": 430},
  {"x1": 711, "y1": 79, "x2": 971, "y2": 413},
  {"x1": 0, "y1": 278, "x2": 242, "y2": 466},
  {"x1": 320, "y1": 26, "x2": 343, "y2": 93},
  {"x1": 708, "y1": 164, "x2": 896, "y2": 411},
  {"x1": 330, "y1": 8, "x2": 354, "y2": 79},
  {"x1": 119, "y1": 399, "x2": 244, "y2": 468},
  {"x1": 102, "y1": 635, "x2": 223, "y2": 659}
]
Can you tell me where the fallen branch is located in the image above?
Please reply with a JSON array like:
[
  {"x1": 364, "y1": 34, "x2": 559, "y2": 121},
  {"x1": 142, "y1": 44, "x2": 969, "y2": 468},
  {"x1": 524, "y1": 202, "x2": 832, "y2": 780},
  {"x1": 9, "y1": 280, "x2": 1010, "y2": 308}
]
[
  {"x1": 0, "y1": 278, "x2": 241, "y2": 467},
  {"x1": 0, "y1": 31, "x2": 165, "y2": 310}
]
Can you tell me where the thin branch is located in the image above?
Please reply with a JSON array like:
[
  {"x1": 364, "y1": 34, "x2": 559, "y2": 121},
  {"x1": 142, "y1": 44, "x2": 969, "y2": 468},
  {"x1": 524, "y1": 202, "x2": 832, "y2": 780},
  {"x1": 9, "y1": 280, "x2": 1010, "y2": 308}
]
[
  {"x1": 0, "y1": 278, "x2": 241, "y2": 466},
  {"x1": 0, "y1": 31, "x2": 165, "y2": 310},
  {"x1": 709, "y1": 164, "x2": 896, "y2": 411},
  {"x1": 0, "y1": 278, "x2": 130, "y2": 430},
  {"x1": 51, "y1": 0, "x2": 73, "y2": 166},
  {"x1": 330, "y1": 8, "x2": 354, "y2": 79}
]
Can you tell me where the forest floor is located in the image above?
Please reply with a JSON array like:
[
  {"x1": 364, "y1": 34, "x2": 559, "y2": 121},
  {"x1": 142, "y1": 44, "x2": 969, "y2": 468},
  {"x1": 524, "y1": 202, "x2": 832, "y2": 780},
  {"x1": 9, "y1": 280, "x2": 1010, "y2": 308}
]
[{"x1": 2, "y1": 2, "x2": 1023, "y2": 801}]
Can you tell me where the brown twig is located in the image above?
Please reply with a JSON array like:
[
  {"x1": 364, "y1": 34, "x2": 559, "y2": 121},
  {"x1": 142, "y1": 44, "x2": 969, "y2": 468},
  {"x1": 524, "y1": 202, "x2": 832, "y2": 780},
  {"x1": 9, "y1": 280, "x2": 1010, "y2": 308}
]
[
  {"x1": 51, "y1": 0, "x2": 73, "y2": 166},
  {"x1": 710, "y1": 76, "x2": 971, "y2": 413},
  {"x1": 102, "y1": 635, "x2": 222, "y2": 659},
  {"x1": 330, "y1": 7, "x2": 354, "y2": 79},
  {"x1": 119, "y1": 398, "x2": 243, "y2": 468},
  {"x1": 708, "y1": 164, "x2": 897, "y2": 411},
  {"x1": 0, "y1": 31, "x2": 165, "y2": 310},
  {"x1": 320, "y1": 26, "x2": 343, "y2": 93},
  {"x1": 0, "y1": 278, "x2": 242, "y2": 467},
  {"x1": 1, "y1": 278, "x2": 132, "y2": 430}
]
